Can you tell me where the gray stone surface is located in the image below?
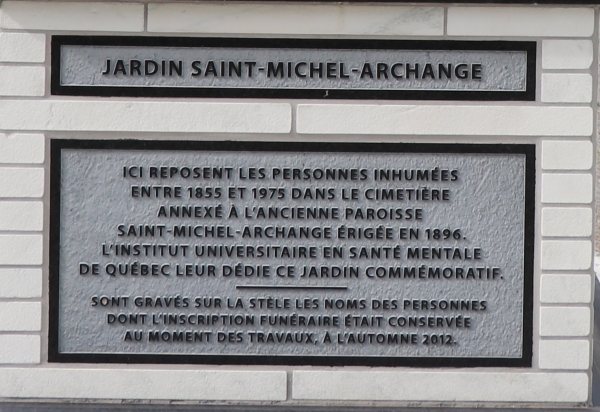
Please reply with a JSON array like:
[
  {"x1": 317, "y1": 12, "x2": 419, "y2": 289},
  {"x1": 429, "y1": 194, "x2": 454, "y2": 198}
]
[
  {"x1": 56, "y1": 147, "x2": 527, "y2": 360},
  {"x1": 60, "y1": 45, "x2": 528, "y2": 91}
]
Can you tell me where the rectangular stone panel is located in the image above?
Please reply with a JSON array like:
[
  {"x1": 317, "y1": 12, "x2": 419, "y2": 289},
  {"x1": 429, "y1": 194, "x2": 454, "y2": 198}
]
[
  {"x1": 51, "y1": 36, "x2": 535, "y2": 101},
  {"x1": 49, "y1": 140, "x2": 534, "y2": 367}
]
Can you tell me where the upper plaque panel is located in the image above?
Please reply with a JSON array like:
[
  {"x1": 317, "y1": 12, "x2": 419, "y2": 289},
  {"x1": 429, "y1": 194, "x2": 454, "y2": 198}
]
[{"x1": 51, "y1": 37, "x2": 536, "y2": 101}]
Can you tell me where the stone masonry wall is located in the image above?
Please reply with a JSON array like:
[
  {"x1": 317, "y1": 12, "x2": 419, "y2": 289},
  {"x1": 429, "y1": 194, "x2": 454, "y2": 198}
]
[{"x1": 0, "y1": 1, "x2": 596, "y2": 406}]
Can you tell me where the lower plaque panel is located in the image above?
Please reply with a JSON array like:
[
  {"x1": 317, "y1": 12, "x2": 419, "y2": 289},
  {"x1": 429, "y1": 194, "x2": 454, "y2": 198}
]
[{"x1": 49, "y1": 140, "x2": 534, "y2": 367}]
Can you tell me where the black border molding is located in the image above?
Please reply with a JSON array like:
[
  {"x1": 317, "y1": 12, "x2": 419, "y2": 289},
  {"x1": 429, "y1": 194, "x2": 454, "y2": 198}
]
[
  {"x1": 51, "y1": 36, "x2": 536, "y2": 102},
  {"x1": 49, "y1": 139, "x2": 535, "y2": 368}
]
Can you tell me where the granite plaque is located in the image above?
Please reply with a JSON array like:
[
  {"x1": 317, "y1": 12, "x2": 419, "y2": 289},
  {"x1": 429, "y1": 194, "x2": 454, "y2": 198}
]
[
  {"x1": 51, "y1": 37, "x2": 536, "y2": 101},
  {"x1": 50, "y1": 140, "x2": 534, "y2": 367}
]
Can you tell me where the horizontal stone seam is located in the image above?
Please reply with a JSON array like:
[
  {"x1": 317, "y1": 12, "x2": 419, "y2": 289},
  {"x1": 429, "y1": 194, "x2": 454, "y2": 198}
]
[
  {"x1": 540, "y1": 234, "x2": 593, "y2": 237},
  {"x1": 0, "y1": 27, "x2": 595, "y2": 38},
  {"x1": 539, "y1": 103, "x2": 593, "y2": 107},
  {"x1": 0, "y1": 329, "x2": 42, "y2": 333},
  {"x1": 0, "y1": 62, "x2": 46, "y2": 67},
  {"x1": 0, "y1": 197, "x2": 45, "y2": 201},
  {"x1": 0, "y1": 164, "x2": 46, "y2": 167},
  {"x1": 0, "y1": 331, "x2": 41, "y2": 334},
  {"x1": 0, "y1": 204, "x2": 45, "y2": 208},
  {"x1": 541, "y1": 168, "x2": 594, "y2": 172},
  {"x1": 541, "y1": 238, "x2": 593, "y2": 241},
  {"x1": 540, "y1": 302, "x2": 593, "y2": 307},
  {"x1": 0, "y1": 162, "x2": 45, "y2": 166},
  {"x1": 0, "y1": 99, "x2": 588, "y2": 111},
  {"x1": 539, "y1": 334, "x2": 593, "y2": 340},
  {"x1": 0, "y1": 194, "x2": 45, "y2": 199},
  {"x1": 540, "y1": 170, "x2": 594, "y2": 173},
  {"x1": 541, "y1": 69, "x2": 593, "y2": 73},
  {"x1": 0, "y1": 165, "x2": 46, "y2": 168},
  {"x1": 539, "y1": 336, "x2": 593, "y2": 339},
  {"x1": 539, "y1": 301, "x2": 594, "y2": 305},
  {"x1": 0, "y1": 296, "x2": 43, "y2": 301},
  {"x1": 541, "y1": 201, "x2": 596, "y2": 205},
  {"x1": 541, "y1": 239, "x2": 593, "y2": 242},
  {"x1": 0, "y1": 264, "x2": 45, "y2": 267},
  {"x1": 540, "y1": 270, "x2": 594, "y2": 275},
  {"x1": 0, "y1": 229, "x2": 44, "y2": 234},
  {"x1": 541, "y1": 202, "x2": 593, "y2": 205},
  {"x1": 541, "y1": 269, "x2": 594, "y2": 273}
]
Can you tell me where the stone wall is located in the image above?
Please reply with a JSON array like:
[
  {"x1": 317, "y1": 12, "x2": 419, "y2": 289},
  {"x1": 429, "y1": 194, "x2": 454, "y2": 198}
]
[{"x1": 0, "y1": 1, "x2": 595, "y2": 406}]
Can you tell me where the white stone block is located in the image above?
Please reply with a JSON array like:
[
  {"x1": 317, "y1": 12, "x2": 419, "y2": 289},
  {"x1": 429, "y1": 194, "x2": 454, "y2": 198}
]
[
  {"x1": 541, "y1": 274, "x2": 592, "y2": 304},
  {"x1": 0, "y1": 33, "x2": 45, "y2": 63},
  {"x1": 0, "y1": 168, "x2": 44, "y2": 197},
  {"x1": 148, "y1": 3, "x2": 443, "y2": 36},
  {"x1": 541, "y1": 207, "x2": 592, "y2": 237},
  {"x1": 0, "y1": 335, "x2": 40, "y2": 364},
  {"x1": 292, "y1": 371, "x2": 588, "y2": 402},
  {"x1": 0, "y1": 369, "x2": 286, "y2": 400},
  {"x1": 0, "y1": 234, "x2": 43, "y2": 265},
  {"x1": 541, "y1": 174, "x2": 593, "y2": 204},
  {"x1": 296, "y1": 105, "x2": 592, "y2": 136},
  {"x1": 448, "y1": 7, "x2": 594, "y2": 37},
  {"x1": 542, "y1": 74, "x2": 592, "y2": 103},
  {"x1": 542, "y1": 140, "x2": 593, "y2": 170},
  {"x1": 0, "y1": 201, "x2": 43, "y2": 231},
  {"x1": 0, "y1": 134, "x2": 45, "y2": 164},
  {"x1": 539, "y1": 340, "x2": 590, "y2": 370},
  {"x1": 0, "y1": 302, "x2": 41, "y2": 331},
  {"x1": 0, "y1": 268, "x2": 42, "y2": 298},
  {"x1": 1, "y1": 2, "x2": 144, "y2": 32},
  {"x1": 541, "y1": 240, "x2": 592, "y2": 270},
  {"x1": 540, "y1": 307, "x2": 591, "y2": 337},
  {"x1": 542, "y1": 40, "x2": 593, "y2": 69},
  {"x1": 0, "y1": 101, "x2": 291, "y2": 134},
  {"x1": 0, "y1": 66, "x2": 45, "y2": 97}
]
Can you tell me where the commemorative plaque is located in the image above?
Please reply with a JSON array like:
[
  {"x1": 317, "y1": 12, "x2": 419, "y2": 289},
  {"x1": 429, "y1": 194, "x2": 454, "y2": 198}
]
[
  {"x1": 51, "y1": 37, "x2": 536, "y2": 101},
  {"x1": 49, "y1": 140, "x2": 534, "y2": 367}
]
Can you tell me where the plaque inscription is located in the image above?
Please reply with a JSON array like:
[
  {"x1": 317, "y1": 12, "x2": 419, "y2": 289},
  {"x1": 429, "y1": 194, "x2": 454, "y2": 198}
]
[
  {"x1": 51, "y1": 37, "x2": 536, "y2": 101},
  {"x1": 49, "y1": 141, "x2": 534, "y2": 366}
]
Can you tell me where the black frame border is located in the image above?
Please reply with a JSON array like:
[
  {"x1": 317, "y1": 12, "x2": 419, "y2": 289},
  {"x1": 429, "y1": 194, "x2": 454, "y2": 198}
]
[
  {"x1": 49, "y1": 139, "x2": 535, "y2": 368},
  {"x1": 51, "y1": 36, "x2": 536, "y2": 102}
]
